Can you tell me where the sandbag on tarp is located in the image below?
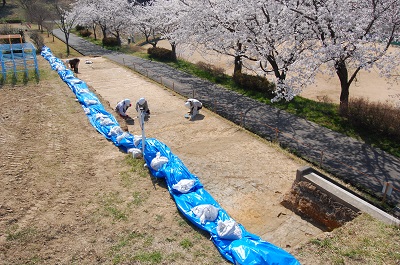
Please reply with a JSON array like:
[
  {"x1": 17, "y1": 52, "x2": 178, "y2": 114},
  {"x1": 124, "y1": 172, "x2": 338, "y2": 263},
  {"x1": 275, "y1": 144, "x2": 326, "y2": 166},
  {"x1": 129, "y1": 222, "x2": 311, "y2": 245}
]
[
  {"x1": 173, "y1": 187, "x2": 226, "y2": 232},
  {"x1": 84, "y1": 104, "x2": 117, "y2": 138},
  {"x1": 143, "y1": 138, "x2": 300, "y2": 265},
  {"x1": 41, "y1": 46, "x2": 137, "y2": 153},
  {"x1": 143, "y1": 139, "x2": 203, "y2": 191}
]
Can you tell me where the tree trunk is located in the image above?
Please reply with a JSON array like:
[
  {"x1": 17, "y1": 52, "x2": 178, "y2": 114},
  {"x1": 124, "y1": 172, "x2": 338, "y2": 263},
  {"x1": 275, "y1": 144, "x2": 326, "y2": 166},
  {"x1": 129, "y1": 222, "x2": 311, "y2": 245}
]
[
  {"x1": 100, "y1": 25, "x2": 107, "y2": 39},
  {"x1": 335, "y1": 59, "x2": 350, "y2": 116},
  {"x1": 92, "y1": 24, "x2": 97, "y2": 40},
  {"x1": 115, "y1": 32, "x2": 121, "y2": 46},
  {"x1": 234, "y1": 55, "x2": 242, "y2": 74},
  {"x1": 2, "y1": 0, "x2": 6, "y2": 8},
  {"x1": 171, "y1": 43, "x2": 177, "y2": 61},
  {"x1": 233, "y1": 42, "x2": 243, "y2": 74},
  {"x1": 65, "y1": 34, "x2": 70, "y2": 56}
]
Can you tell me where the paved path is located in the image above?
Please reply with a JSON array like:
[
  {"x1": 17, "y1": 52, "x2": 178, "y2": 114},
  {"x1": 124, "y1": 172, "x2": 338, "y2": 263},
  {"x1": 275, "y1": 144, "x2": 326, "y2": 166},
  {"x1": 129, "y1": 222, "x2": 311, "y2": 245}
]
[{"x1": 52, "y1": 29, "x2": 400, "y2": 211}]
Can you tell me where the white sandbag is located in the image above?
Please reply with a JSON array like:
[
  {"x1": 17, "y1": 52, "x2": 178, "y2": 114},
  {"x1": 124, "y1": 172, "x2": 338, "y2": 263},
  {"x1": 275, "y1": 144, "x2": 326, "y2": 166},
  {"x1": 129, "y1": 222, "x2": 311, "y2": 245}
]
[
  {"x1": 84, "y1": 99, "x2": 98, "y2": 106},
  {"x1": 128, "y1": 148, "x2": 142, "y2": 158},
  {"x1": 69, "y1": 78, "x2": 82, "y2": 84},
  {"x1": 83, "y1": 107, "x2": 90, "y2": 115},
  {"x1": 134, "y1": 135, "x2": 142, "y2": 147},
  {"x1": 217, "y1": 220, "x2": 242, "y2": 240},
  {"x1": 100, "y1": 117, "x2": 114, "y2": 126},
  {"x1": 108, "y1": 126, "x2": 123, "y2": 136},
  {"x1": 150, "y1": 152, "x2": 169, "y2": 171},
  {"x1": 95, "y1": 113, "x2": 108, "y2": 120},
  {"x1": 172, "y1": 179, "x2": 195, "y2": 193},
  {"x1": 116, "y1": 132, "x2": 130, "y2": 143},
  {"x1": 192, "y1": 204, "x2": 219, "y2": 224},
  {"x1": 55, "y1": 63, "x2": 66, "y2": 71},
  {"x1": 77, "y1": 88, "x2": 90, "y2": 94}
]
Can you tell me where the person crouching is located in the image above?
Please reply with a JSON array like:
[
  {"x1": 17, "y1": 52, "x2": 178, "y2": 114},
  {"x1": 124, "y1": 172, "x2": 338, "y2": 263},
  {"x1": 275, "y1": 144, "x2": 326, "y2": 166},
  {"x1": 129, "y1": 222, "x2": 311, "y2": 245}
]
[
  {"x1": 135, "y1": 97, "x2": 150, "y2": 115},
  {"x1": 66, "y1": 58, "x2": 80, "y2": 73},
  {"x1": 185, "y1": 98, "x2": 202, "y2": 120},
  {"x1": 115, "y1": 99, "x2": 131, "y2": 118}
]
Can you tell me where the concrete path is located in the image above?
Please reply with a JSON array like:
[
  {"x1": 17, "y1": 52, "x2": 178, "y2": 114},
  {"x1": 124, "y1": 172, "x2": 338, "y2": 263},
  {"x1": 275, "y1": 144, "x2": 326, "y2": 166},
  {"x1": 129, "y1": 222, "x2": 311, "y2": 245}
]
[{"x1": 52, "y1": 29, "x2": 400, "y2": 211}]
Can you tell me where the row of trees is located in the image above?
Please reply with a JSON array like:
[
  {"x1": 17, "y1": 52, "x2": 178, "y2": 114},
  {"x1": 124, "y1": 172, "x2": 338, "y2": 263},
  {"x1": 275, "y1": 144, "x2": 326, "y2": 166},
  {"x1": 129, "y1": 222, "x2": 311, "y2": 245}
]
[{"x1": 25, "y1": 0, "x2": 400, "y2": 115}]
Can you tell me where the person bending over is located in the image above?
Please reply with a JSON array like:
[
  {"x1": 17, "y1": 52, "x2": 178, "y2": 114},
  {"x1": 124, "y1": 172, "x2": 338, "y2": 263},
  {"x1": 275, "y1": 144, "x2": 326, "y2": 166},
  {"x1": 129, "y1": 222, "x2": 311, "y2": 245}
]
[
  {"x1": 135, "y1": 97, "x2": 150, "y2": 115},
  {"x1": 185, "y1": 98, "x2": 202, "y2": 120},
  {"x1": 66, "y1": 58, "x2": 80, "y2": 73},
  {"x1": 115, "y1": 99, "x2": 131, "y2": 118}
]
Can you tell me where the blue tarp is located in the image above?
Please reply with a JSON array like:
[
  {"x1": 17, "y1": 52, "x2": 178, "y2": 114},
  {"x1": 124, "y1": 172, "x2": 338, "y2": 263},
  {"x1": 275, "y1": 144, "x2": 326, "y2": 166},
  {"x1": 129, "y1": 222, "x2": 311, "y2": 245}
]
[{"x1": 41, "y1": 46, "x2": 300, "y2": 265}]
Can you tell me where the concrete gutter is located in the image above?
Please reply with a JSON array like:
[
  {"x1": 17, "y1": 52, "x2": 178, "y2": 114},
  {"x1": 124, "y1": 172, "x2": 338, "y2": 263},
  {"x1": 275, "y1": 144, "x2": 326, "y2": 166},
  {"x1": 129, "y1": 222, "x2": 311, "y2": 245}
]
[{"x1": 296, "y1": 166, "x2": 400, "y2": 227}]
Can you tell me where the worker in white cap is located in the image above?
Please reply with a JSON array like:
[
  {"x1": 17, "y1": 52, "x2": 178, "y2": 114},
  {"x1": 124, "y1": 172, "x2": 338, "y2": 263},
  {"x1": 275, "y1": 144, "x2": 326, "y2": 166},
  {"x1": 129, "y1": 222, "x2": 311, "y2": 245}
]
[
  {"x1": 115, "y1": 98, "x2": 131, "y2": 118},
  {"x1": 185, "y1": 98, "x2": 202, "y2": 120},
  {"x1": 136, "y1": 97, "x2": 150, "y2": 115}
]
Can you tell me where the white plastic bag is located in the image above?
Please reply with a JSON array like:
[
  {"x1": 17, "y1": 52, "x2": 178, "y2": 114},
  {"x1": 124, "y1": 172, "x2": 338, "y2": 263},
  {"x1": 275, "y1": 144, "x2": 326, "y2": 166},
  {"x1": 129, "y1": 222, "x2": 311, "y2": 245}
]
[
  {"x1": 116, "y1": 132, "x2": 130, "y2": 143},
  {"x1": 217, "y1": 220, "x2": 242, "y2": 240},
  {"x1": 128, "y1": 148, "x2": 142, "y2": 158},
  {"x1": 133, "y1": 135, "x2": 143, "y2": 147},
  {"x1": 150, "y1": 152, "x2": 169, "y2": 171},
  {"x1": 100, "y1": 118, "x2": 114, "y2": 126},
  {"x1": 192, "y1": 204, "x2": 219, "y2": 224},
  {"x1": 83, "y1": 107, "x2": 90, "y2": 115},
  {"x1": 172, "y1": 179, "x2": 195, "y2": 193},
  {"x1": 108, "y1": 126, "x2": 123, "y2": 136},
  {"x1": 84, "y1": 99, "x2": 98, "y2": 106},
  {"x1": 95, "y1": 113, "x2": 108, "y2": 120}
]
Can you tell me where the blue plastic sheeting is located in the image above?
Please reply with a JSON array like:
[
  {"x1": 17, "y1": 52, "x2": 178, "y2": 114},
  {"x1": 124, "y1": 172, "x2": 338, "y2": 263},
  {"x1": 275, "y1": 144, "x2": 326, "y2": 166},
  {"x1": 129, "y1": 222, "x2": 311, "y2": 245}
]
[
  {"x1": 41, "y1": 46, "x2": 136, "y2": 153},
  {"x1": 143, "y1": 138, "x2": 300, "y2": 265},
  {"x1": 41, "y1": 46, "x2": 300, "y2": 265}
]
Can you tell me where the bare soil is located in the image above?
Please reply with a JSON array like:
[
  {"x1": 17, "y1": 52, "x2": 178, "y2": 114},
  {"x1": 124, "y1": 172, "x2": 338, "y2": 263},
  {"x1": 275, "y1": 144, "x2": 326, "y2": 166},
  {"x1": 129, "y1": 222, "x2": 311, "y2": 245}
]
[
  {"x1": 0, "y1": 55, "x2": 325, "y2": 264},
  {"x1": 282, "y1": 181, "x2": 360, "y2": 231}
]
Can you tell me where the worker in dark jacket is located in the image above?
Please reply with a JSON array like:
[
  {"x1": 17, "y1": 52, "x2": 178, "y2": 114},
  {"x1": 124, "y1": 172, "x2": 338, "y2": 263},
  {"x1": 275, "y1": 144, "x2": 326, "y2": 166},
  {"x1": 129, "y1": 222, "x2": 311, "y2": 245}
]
[
  {"x1": 135, "y1": 97, "x2": 150, "y2": 115},
  {"x1": 66, "y1": 58, "x2": 80, "y2": 73}
]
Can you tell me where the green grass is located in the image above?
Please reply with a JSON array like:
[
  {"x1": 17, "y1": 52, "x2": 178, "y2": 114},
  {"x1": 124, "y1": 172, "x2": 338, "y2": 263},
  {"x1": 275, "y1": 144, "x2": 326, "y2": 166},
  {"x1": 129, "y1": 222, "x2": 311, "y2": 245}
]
[
  {"x1": 100, "y1": 192, "x2": 128, "y2": 221},
  {"x1": 0, "y1": 1, "x2": 25, "y2": 22},
  {"x1": 124, "y1": 154, "x2": 149, "y2": 178},
  {"x1": 133, "y1": 251, "x2": 162, "y2": 264},
  {"x1": 0, "y1": 69, "x2": 40, "y2": 85},
  {"x1": 294, "y1": 214, "x2": 400, "y2": 264},
  {"x1": 180, "y1": 238, "x2": 193, "y2": 249},
  {"x1": 6, "y1": 226, "x2": 37, "y2": 241}
]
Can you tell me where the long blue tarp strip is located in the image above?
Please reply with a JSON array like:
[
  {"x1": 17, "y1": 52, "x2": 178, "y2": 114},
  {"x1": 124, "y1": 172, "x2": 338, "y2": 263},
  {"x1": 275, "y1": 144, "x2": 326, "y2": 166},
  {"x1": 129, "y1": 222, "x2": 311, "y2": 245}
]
[{"x1": 41, "y1": 46, "x2": 300, "y2": 265}]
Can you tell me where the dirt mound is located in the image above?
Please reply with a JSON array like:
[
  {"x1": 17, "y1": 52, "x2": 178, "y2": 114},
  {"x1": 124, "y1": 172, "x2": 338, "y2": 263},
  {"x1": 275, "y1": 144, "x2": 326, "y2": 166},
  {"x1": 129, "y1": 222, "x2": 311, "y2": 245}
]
[{"x1": 282, "y1": 181, "x2": 360, "y2": 231}]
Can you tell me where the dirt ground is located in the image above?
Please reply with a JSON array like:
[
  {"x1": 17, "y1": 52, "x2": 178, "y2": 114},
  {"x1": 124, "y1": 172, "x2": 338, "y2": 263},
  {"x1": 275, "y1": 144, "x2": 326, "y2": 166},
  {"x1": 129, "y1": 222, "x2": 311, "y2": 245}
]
[{"x1": 0, "y1": 55, "x2": 324, "y2": 264}]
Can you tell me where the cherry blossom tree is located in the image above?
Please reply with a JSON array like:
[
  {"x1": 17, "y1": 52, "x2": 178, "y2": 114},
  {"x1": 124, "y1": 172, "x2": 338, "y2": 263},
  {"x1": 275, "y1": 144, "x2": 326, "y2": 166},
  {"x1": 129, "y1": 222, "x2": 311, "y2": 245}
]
[
  {"x1": 239, "y1": 0, "x2": 317, "y2": 101},
  {"x1": 281, "y1": 0, "x2": 400, "y2": 114},
  {"x1": 103, "y1": 0, "x2": 132, "y2": 45},
  {"x1": 181, "y1": 0, "x2": 253, "y2": 74},
  {"x1": 129, "y1": 1, "x2": 160, "y2": 47},
  {"x1": 72, "y1": 0, "x2": 100, "y2": 39},
  {"x1": 176, "y1": 0, "x2": 400, "y2": 109},
  {"x1": 139, "y1": 0, "x2": 192, "y2": 60},
  {"x1": 73, "y1": 0, "x2": 110, "y2": 39},
  {"x1": 53, "y1": 0, "x2": 81, "y2": 56},
  {"x1": 70, "y1": 0, "x2": 399, "y2": 112},
  {"x1": 183, "y1": 0, "x2": 316, "y2": 101}
]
